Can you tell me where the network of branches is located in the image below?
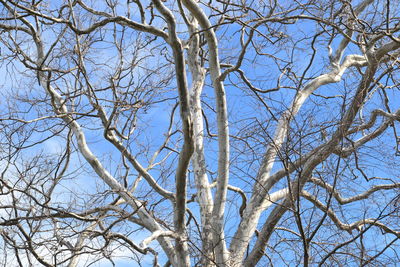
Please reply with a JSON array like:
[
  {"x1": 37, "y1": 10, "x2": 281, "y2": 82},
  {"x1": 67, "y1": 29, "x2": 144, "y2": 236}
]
[{"x1": 1, "y1": 0, "x2": 400, "y2": 266}]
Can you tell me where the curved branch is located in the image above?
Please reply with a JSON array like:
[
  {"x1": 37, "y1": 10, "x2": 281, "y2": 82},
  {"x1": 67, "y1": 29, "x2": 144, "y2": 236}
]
[
  {"x1": 140, "y1": 230, "x2": 178, "y2": 249},
  {"x1": 4, "y1": 0, "x2": 168, "y2": 38},
  {"x1": 96, "y1": 105, "x2": 175, "y2": 200},
  {"x1": 230, "y1": 52, "x2": 368, "y2": 264},
  {"x1": 308, "y1": 177, "x2": 400, "y2": 205},
  {"x1": 24, "y1": 22, "x2": 179, "y2": 267},
  {"x1": 301, "y1": 190, "x2": 400, "y2": 237}
]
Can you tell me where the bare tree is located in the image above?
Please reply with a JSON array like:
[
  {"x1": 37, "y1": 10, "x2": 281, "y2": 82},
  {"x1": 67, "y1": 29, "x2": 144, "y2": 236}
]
[{"x1": 1, "y1": 0, "x2": 400, "y2": 266}]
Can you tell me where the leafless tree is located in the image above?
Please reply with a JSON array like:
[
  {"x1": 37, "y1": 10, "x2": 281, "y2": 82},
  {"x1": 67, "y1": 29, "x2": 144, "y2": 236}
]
[{"x1": 1, "y1": 0, "x2": 400, "y2": 266}]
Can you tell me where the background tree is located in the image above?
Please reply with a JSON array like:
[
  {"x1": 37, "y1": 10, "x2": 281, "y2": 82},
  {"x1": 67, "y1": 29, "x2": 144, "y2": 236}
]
[{"x1": 1, "y1": 0, "x2": 400, "y2": 266}]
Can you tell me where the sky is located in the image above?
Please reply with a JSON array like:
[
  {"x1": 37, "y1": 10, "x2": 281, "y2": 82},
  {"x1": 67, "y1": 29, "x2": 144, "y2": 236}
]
[{"x1": 1, "y1": 0, "x2": 400, "y2": 266}]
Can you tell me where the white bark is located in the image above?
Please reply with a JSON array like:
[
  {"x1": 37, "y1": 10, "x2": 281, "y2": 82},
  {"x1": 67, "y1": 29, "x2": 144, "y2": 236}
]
[
  {"x1": 229, "y1": 54, "x2": 368, "y2": 265},
  {"x1": 28, "y1": 23, "x2": 179, "y2": 267},
  {"x1": 187, "y1": 15, "x2": 215, "y2": 265},
  {"x1": 243, "y1": 39, "x2": 400, "y2": 264},
  {"x1": 2, "y1": 0, "x2": 400, "y2": 266},
  {"x1": 67, "y1": 222, "x2": 98, "y2": 267},
  {"x1": 181, "y1": 0, "x2": 230, "y2": 264},
  {"x1": 140, "y1": 230, "x2": 177, "y2": 249}
]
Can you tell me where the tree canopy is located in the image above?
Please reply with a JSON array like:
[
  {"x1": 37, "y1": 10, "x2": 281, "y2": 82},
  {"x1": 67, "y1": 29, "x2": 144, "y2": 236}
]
[{"x1": 1, "y1": 0, "x2": 400, "y2": 266}]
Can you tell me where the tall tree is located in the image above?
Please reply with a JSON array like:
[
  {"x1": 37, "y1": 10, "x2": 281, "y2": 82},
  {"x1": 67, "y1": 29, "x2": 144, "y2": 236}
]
[{"x1": 1, "y1": 0, "x2": 400, "y2": 266}]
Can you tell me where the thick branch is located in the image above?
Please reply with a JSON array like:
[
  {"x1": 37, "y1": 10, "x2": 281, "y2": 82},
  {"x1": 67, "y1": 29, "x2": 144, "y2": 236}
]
[
  {"x1": 230, "y1": 53, "x2": 368, "y2": 264},
  {"x1": 153, "y1": 0, "x2": 194, "y2": 265},
  {"x1": 181, "y1": 0, "x2": 230, "y2": 264}
]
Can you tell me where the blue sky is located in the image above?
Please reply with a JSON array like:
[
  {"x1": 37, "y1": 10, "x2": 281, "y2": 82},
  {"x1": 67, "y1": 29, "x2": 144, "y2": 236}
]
[{"x1": 1, "y1": 0, "x2": 400, "y2": 266}]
